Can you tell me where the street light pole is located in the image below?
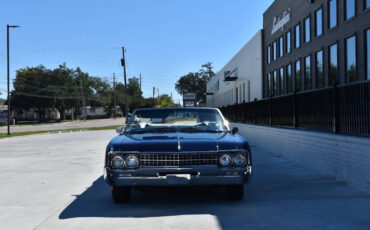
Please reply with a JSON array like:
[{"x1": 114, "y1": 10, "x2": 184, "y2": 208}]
[{"x1": 7, "y1": 24, "x2": 20, "y2": 135}]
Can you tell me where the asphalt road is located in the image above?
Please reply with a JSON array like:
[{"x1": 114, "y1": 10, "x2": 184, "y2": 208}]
[
  {"x1": 0, "y1": 131, "x2": 370, "y2": 230},
  {"x1": 0, "y1": 118, "x2": 125, "y2": 133}
]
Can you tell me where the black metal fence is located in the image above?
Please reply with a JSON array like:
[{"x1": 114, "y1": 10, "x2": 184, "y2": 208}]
[{"x1": 219, "y1": 81, "x2": 370, "y2": 137}]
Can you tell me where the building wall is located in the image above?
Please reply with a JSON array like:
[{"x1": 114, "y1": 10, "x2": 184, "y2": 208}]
[
  {"x1": 263, "y1": 0, "x2": 370, "y2": 98},
  {"x1": 232, "y1": 123, "x2": 370, "y2": 193},
  {"x1": 79, "y1": 106, "x2": 108, "y2": 118},
  {"x1": 207, "y1": 30, "x2": 263, "y2": 107}
]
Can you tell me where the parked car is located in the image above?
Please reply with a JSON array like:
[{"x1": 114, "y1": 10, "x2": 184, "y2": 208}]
[{"x1": 104, "y1": 107, "x2": 252, "y2": 203}]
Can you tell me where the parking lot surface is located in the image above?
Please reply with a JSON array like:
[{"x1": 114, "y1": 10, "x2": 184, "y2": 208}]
[{"x1": 0, "y1": 131, "x2": 369, "y2": 230}]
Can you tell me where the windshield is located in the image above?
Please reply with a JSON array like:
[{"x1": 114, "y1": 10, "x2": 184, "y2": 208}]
[{"x1": 126, "y1": 108, "x2": 228, "y2": 133}]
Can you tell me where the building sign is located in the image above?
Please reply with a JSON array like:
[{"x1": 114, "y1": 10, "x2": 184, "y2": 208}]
[
  {"x1": 0, "y1": 111, "x2": 7, "y2": 124},
  {"x1": 271, "y1": 8, "x2": 291, "y2": 35},
  {"x1": 184, "y1": 101, "x2": 195, "y2": 107},
  {"x1": 183, "y1": 93, "x2": 196, "y2": 101},
  {"x1": 183, "y1": 93, "x2": 196, "y2": 107}
]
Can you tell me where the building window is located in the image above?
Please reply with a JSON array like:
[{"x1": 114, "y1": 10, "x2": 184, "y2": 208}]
[
  {"x1": 304, "y1": 17, "x2": 311, "y2": 43},
  {"x1": 367, "y1": 29, "x2": 370, "y2": 80},
  {"x1": 295, "y1": 24, "x2": 300, "y2": 49},
  {"x1": 273, "y1": 71, "x2": 278, "y2": 96},
  {"x1": 279, "y1": 67, "x2": 284, "y2": 95},
  {"x1": 329, "y1": 43, "x2": 338, "y2": 86},
  {"x1": 316, "y1": 50, "x2": 324, "y2": 88},
  {"x1": 345, "y1": 0, "x2": 355, "y2": 21},
  {"x1": 295, "y1": 60, "x2": 301, "y2": 92},
  {"x1": 328, "y1": 0, "x2": 337, "y2": 29},
  {"x1": 273, "y1": 41, "x2": 277, "y2": 61},
  {"x1": 367, "y1": 0, "x2": 370, "y2": 9},
  {"x1": 304, "y1": 56, "x2": 311, "y2": 90},
  {"x1": 287, "y1": 64, "x2": 292, "y2": 94},
  {"x1": 267, "y1": 73, "x2": 271, "y2": 97},
  {"x1": 286, "y1": 31, "x2": 291, "y2": 54},
  {"x1": 315, "y1": 8, "x2": 323, "y2": 37},
  {"x1": 279, "y1": 36, "x2": 284, "y2": 58},
  {"x1": 267, "y1": 45, "x2": 271, "y2": 64},
  {"x1": 345, "y1": 35, "x2": 357, "y2": 82}
]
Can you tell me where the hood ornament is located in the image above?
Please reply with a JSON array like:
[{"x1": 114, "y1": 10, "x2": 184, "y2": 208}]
[{"x1": 177, "y1": 135, "x2": 181, "y2": 151}]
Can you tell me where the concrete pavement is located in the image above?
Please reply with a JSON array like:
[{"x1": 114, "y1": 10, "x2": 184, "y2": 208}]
[
  {"x1": 0, "y1": 131, "x2": 369, "y2": 230},
  {"x1": 0, "y1": 118, "x2": 125, "y2": 133}
]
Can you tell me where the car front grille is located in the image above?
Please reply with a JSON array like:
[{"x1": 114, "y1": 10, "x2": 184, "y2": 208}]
[{"x1": 140, "y1": 153, "x2": 218, "y2": 167}]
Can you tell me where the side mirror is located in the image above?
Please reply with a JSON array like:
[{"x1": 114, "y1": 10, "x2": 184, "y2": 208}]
[
  {"x1": 231, "y1": 127, "x2": 239, "y2": 135},
  {"x1": 116, "y1": 127, "x2": 123, "y2": 134}
]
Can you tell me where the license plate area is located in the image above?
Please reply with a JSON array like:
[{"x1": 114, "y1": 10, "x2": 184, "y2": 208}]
[{"x1": 166, "y1": 174, "x2": 191, "y2": 185}]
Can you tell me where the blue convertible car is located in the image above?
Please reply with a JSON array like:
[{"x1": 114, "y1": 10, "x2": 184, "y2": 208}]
[{"x1": 104, "y1": 107, "x2": 252, "y2": 203}]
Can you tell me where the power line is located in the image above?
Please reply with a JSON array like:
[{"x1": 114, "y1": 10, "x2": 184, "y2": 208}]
[
  {"x1": 12, "y1": 47, "x2": 121, "y2": 54},
  {"x1": 11, "y1": 92, "x2": 111, "y2": 103}
]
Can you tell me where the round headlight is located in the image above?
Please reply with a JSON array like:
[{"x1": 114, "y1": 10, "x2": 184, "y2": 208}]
[
  {"x1": 125, "y1": 155, "x2": 139, "y2": 168},
  {"x1": 219, "y1": 154, "x2": 232, "y2": 167},
  {"x1": 233, "y1": 154, "x2": 246, "y2": 166},
  {"x1": 111, "y1": 156, "x2": 124, "y2": 168}
]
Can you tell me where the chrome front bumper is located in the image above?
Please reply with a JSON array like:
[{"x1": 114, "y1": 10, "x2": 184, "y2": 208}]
[{"x1": 104, "y1": 166, "x2": 252, "y2": 187}]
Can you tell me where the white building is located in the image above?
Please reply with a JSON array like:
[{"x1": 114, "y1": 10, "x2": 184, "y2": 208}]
[{"x1": 207, "y1": 30, "x2": 263, "y2": 107}]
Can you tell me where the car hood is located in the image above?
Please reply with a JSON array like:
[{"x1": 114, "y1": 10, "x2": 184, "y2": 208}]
[{"x1": 107, "y1": 132, "x2": 249, "y2": 152}]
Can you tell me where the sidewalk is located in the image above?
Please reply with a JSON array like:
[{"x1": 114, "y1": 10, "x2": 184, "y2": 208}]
[{"x1": 0, "y1": 118, "x2": 126, "y2": 134}]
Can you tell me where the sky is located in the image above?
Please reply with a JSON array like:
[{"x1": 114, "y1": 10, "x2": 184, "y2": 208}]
[{"x1": 0, "y1": 0, "x2": 273, "y2": 102}]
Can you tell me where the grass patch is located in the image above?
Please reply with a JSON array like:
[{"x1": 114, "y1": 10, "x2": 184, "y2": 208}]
[{"x1": 0, "y1": 125, "x2": 123, "y2": 139}]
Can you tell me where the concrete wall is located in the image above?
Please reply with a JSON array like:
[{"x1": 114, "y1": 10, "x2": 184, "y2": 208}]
[
  {"x1": 231, "y1": 123, "x2": 370, "y2": 193},
  {"x1": 207, "y1": 30, "x2": 263, "y2": 107}
]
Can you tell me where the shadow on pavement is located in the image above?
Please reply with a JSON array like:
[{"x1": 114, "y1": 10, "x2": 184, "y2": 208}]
[
  {"x1": 59, "y1": 176, "x2": 244, "y2": 218},
  {"x1": 59, "y1": 150, "x2": 370, "y2": 229}
]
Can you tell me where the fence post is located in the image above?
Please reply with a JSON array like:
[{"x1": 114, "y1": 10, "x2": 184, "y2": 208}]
[
  {"x1": 234, "y1": 103, "x2": 237, "y2": 122},
  {"x1": 269, "y1": 96, "x2": 273, "y2": 126},
  {"x1": 293, "y1": 91, "x2": 297, "y2": 129},
  {"x1": 332, "y1": 84, "x2": 339, "y2": 134},
  {"x1": 242, "y1": 101, "x2": 246, "y2": 123},
  {"x1": 253, "y1": 98, "x2": 257, "y2": 124}
]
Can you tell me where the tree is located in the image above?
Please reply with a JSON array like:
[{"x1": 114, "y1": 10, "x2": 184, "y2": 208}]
[
  {"x1": 157, "y1": 94, "x2": 174, "y2": 107},
  {"x1": 52, "y1": 64, "x2": 80, "y2": 119},
  {"x1": 11, "y1": 64, "x2": 115, "y2": 121},
  {"x1": 143, "y1": 98, "x2": 159, "y2": 108},
  {"x1": 115, "y1": 77, "x2": 145, "y2": 115},
  {"x1": 175, "y1": 62, "x2": 215, "y2": 105},
  {"x1": 11, "y1": 66, "x2": 54, "y2": 120}
]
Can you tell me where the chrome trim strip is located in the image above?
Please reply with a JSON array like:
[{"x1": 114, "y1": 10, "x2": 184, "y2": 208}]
[{"x1": 110, "y1": 150, "x2": 248, "y2": 155}]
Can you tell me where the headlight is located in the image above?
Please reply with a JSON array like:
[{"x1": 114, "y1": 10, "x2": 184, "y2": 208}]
[
  {"x1": 219, "y1": 154, "x2": 232, "y2": 167},
  {"x1": 233, "y1": 153, "x2": 246, "y2": 167},
  {"x1": 111, "y1": 156, "x2": 124, "y2": 168},
  {"x1": 125, "y1": 155, "x2": 139, "y2": 168}
]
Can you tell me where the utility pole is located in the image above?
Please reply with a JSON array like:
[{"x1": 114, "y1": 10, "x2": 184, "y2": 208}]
[
  {"x1": 157, "y1": 88, "x2": 159, "y2": 98},
  {"x1": 113, "y1": 73, "x2": 117, "y2": 119},
  {"x1": 79, "y1": 77, "x2": 87, "y2": 121},
  {"x1": 121, "y1": 47, "x2": 129, "y2": 121},
  {"x1": 7, "y1": 24, "x2": 20, "y2": 135},
  {"x1": 139, "y1": 73, "x2": 142, "y2": 93},
  {"x1": 153, "y1": 87, "x2": 155, "y2": 99}
]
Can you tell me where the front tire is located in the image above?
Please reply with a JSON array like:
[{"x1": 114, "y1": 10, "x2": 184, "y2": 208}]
[
  {"x1": 226, "y1": 185, "x2": 244, "y2": 201},
  {"x1": 112, "y1": 186, "x2": 131, "y2": 203}
]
